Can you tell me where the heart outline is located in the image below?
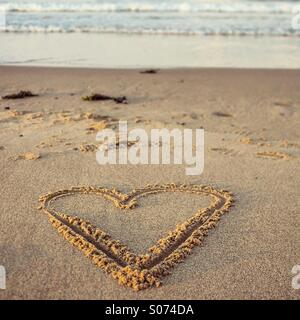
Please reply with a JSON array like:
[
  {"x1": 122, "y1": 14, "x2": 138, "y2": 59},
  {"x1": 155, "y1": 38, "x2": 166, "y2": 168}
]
[{"x1": 39, "y1": 184, "x2": 234, "y2": 291}]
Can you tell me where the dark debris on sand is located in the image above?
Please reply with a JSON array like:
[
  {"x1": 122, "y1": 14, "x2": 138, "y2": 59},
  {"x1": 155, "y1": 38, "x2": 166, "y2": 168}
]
[
  {"x1": 140, "y1": 69, "x2": 159, "y2": 74},
  {"x1": 1, "y1": 91, "x2": 39, "y2": 100},
  {"x1": 82, "y1": 94, "x2": 128, "y2": 104},
  {"x1": 212, "y1": 111, "x2": 233, "y2": 117}
]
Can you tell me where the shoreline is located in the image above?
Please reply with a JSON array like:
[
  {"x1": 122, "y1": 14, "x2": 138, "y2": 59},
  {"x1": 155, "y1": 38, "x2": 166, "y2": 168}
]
[
  {"x1": 1, "y1": 65, "x2": 300, "y2": 72},
  {"x1": 1, "y1": 33, "x2": 300, "y2": 69}
]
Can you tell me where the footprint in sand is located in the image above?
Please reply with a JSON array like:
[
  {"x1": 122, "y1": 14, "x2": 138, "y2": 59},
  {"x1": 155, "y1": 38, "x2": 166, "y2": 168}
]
[
  {"x1": 85, "y1": 121, "x2": 108, "y2": 134},
  {"x1": 273, "y1": 101, "x2": 295, "y2": 117},
  {"x1": 26, "y1": 112, "x2": 44, "y2": 121},
  {"x1": 35, "y1": 142, "x2": 53, "y2": 149},
  {"x1": 273, "y1": 101, "x2": 293, "y2": 108},
  {"x1": 79, "y1": 144, "x2": 98, "y2": 153},
  {"x1": 256, "y1": 151, "x2": 291, "y2": 160},
  {"x1": 240, "y1": 137, "x2": 255, "y2": 145},
  {"x1": 14, "y1": 152, "x2": 41, "y2": 161},
  {"x1": 0, "y1": 110, "x2": 27, "y2": 123},
  {"x1": 279, "y1": 140, "x2": 300, "y2": 149},
  {"x1": 210, "y1": 147, "x2": 237, "y2": 156},
  {"x1": 240, "y1": 137, "x2": 272, "y2": 147}
]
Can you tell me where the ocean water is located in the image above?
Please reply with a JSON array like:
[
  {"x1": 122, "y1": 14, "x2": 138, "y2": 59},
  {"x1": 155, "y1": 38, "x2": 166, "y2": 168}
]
[
  {"x1": 0, "y1": 0, "x2": 300, "y2": 68},
  {"x1": 0, "y1": 0, "x2": 300, "y2": 36}
]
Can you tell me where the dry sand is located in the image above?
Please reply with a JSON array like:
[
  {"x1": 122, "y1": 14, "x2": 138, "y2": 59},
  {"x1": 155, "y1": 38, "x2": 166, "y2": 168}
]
[{"x1": 0, "y1": 66, "x2": 299, "y2": 299}]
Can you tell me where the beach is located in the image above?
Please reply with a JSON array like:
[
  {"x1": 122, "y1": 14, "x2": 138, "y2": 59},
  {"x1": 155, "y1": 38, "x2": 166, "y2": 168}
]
[
  {"x1": 2, "y1": 33, "x2": 300, "y2": 69},
  {"x1": 0, "y1": 66, "x2": 299, "y2": 299}
]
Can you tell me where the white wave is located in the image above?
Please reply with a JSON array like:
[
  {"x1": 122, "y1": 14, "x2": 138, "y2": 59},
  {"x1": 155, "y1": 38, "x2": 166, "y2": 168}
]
[
  {"x1": 1, "y1": 24, "x2": 299, "y2": 37},
  {"x1": 3, "y1": 1, "x2": 300, "y2": 14}
]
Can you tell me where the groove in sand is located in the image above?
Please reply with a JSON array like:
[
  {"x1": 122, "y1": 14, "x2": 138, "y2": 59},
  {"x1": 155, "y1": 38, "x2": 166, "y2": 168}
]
[{"x1": 39, "y1": 184, "x2": 234, "y2": 291}]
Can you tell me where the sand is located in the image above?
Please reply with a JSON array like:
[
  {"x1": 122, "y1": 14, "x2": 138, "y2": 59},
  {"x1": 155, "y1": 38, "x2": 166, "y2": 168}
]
[
  {"x1": 0, "y1": 66, "x2": 299, "y2": 299},
  {"x1": 39, "y1": 184, "x2": 234, "y2": 291}
]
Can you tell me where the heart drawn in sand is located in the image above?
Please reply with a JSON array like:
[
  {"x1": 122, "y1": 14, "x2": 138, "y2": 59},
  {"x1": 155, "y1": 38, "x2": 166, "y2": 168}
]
[{"x1": 39, "y1": 184, "x2": 234, "y2": 291}]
